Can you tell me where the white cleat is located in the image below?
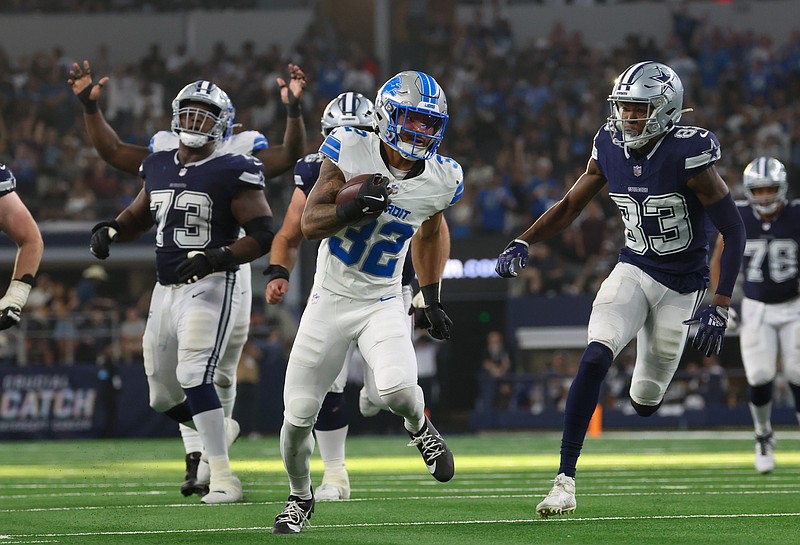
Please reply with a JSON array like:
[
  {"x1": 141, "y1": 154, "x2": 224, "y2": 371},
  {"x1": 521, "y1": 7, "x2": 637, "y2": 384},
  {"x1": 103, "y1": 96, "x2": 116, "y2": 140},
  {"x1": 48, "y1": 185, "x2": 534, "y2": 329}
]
[
  {"x1": 197, "y1": 418, "x2": 241, "y2": 486},
  {"x1": 755, "y1": 433, "x2": 776, "y2": 474},
  {"x1": 316, "y1": 469, "x2": 350, "y2": 500},
  {"x1": 201, "y1": 473, "x2": 243, "y2": 504},
  {"x1": 536, "y1": 473, "x2": 576, "y2": 518}
]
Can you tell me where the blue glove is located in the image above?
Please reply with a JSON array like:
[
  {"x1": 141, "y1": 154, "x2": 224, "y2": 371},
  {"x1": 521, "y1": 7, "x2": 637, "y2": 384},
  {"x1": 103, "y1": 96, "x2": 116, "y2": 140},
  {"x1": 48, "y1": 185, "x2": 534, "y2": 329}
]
[
  {"x1": 683, "y1": 305, "x2": 729, "y2": 357},
  {"x1": 495, "y1": 239, "x2": 529, "y2": 278}
]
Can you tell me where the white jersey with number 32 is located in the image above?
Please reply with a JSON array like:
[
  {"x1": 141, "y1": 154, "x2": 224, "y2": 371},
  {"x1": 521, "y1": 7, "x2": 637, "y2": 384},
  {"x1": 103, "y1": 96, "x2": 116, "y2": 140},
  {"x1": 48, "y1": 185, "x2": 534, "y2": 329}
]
[{"x1": 315, "y1": 127, "x2": 463, "y2": 300}]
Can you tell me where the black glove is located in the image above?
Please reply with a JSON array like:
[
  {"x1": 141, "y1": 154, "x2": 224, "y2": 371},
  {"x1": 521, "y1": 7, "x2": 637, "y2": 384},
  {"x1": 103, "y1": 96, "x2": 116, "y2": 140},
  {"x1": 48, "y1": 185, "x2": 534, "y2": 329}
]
[
  {"x1": 0, "y1": 305, "x2": 21, "y2": 331},
  {"x1": 336, "y1": 174, "x2": 391, "y2": 224},
  {"x1": 683, "y1": 305, "x2": 729, "y2": 357},
  {"x1": 90, "y1": 220, "x2": 120, "y2": 259},
  {"x1": 176, "y1": 247, "x2": 235, "y2": 284},
  {"x1": 423, "y1": 303, "x2": 453, "y2": 340}
]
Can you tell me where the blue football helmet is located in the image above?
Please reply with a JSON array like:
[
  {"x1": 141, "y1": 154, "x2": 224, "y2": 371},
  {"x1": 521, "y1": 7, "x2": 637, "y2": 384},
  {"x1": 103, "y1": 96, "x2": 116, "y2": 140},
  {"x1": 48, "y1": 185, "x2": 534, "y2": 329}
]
[
  {"x1": 321, "y1": 92, "x2": 375, "y2": 137},
  {"x1": 743, "y1": 156, "x2": 788, "y2": 215},
  {"x1": 374, "y1": 71, "x2": 448, "y2": 160},
  {"x1": 171, "y1": 80, "x2": 235, "y2": 148},
  {"x1": 0, "y1": 163, "x2": 16, "y2": 195},
  {"x1": 607, "y1": 61, "x2": 685, "y2": 150}
]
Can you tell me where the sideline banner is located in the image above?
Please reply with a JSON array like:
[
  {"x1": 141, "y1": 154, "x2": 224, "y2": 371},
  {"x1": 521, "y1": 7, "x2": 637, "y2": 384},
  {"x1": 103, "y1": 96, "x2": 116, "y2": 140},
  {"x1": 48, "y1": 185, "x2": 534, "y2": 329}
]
[{"x1": 0, "y1": 364, "x2": 174, "y2": 440}]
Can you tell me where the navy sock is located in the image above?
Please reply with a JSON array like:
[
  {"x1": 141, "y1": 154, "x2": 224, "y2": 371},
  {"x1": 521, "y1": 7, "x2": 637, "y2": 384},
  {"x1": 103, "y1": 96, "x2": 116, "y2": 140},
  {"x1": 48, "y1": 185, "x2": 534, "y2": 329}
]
[
  {"x1": 559, "y1": 342, "x2": 613, "y2": 478},
  {"x1": 749, "y1": 382, "x2": 773, "y2": 406},
  {"x1": 315, "y1": 392, "x2": 348, "y2": 431}
]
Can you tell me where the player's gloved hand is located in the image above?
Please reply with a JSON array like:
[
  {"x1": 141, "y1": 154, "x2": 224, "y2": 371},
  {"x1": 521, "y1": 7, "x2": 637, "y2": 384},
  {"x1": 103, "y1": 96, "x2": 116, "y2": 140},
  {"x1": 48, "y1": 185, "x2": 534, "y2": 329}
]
[
  {"x1": 495, "y1": 239, "x2": 529, "y2": 278},
  {"x1": 423, "y1": 303, "x2": 453, "y2": 340},
  {"x1": 176, "y1": 247, "x2": 235, "y2": 284},
  {"x1": 90, "y1": 221, "x2": 119, "y2": 260},
  {"x1": 0, "y1": 276, "x2": 34, "y2": 331},
  {"x1": 683, "y1": 305, "x2": 729, "y2": 357},
  {"x1": 336, "y1": 174, "x2": 391, "y2": 224}
]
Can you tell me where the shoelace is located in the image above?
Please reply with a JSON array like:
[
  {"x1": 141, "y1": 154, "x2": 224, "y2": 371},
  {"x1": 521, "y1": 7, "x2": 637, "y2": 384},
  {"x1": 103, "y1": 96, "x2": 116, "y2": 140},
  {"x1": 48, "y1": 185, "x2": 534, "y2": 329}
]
[
  {"x1": 276, "y1": 500, "x2": 311, "y2": 526},
  {"x1": 757, "y1": 436, "x2": 773, "y2": 456},
  {"x1": 407, "y1": 429, "x2": 446, "y2": 462}
]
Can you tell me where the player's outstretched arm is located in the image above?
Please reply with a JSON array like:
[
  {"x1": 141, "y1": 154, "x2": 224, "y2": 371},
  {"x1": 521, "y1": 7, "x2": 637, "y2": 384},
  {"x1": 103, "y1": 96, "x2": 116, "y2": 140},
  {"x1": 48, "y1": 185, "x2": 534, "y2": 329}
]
[
  {"x1": 265, "y1": 187, "x2": 306, "y2": 305},
  {"x1": 255, "y1": 64, "x2": 307, "y2": 177},
  {"x1": 67, "y1": 60, "x2": 149, "y2": 176}
]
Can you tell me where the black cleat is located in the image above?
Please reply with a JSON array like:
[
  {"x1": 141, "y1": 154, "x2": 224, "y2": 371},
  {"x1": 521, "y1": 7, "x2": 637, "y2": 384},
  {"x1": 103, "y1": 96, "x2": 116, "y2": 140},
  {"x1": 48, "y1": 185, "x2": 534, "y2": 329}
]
[
  {"x1": 180, "y1": 452, "x2": 208, "y2": 497},
  {"x1": 272, "y1": 493, "x2": 314, "y2": 534},
  {"x1": 407, "y1": 417, "x2": 455, "y2": 482}
]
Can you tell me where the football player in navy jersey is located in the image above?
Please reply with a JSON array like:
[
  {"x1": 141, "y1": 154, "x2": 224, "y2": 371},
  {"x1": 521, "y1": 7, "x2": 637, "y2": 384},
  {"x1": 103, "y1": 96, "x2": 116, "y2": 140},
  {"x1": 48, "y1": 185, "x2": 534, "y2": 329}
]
[
  {"x1": 0, "y1": 164, "x2": 43, "y2": 331},
  {"x1": 264, "y1": 91, "x2": 451, "y2": 501},
  {"x1": 495, "y1": 61, "x2": 746, "y2": 517},
  {"x1": 68, "y1": 60, "x2": 306, "y2": 498},
  {"x1": 88, "y1": 82, "x2": 275, "y2": 504},
  {"x1": 709, "y1": 157, "x2": 800, "y2": 474},
  {"x1": 272, "y1": 71, "x2": 461, "y2": 534}
]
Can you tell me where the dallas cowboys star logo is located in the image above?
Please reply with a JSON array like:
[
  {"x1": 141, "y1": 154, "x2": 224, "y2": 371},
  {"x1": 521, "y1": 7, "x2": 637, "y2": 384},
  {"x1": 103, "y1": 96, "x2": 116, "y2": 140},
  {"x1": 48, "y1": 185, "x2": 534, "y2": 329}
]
[{"x1": 646, "y1": 66, "x2": 675, "y2": 92}]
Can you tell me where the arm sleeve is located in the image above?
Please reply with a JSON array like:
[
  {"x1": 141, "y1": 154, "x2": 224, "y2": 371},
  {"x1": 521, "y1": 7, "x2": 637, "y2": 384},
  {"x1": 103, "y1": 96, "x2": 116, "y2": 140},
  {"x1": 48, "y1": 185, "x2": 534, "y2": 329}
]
[{"x1": 704, "y1": 192, "x2": 745, "y2": 298}]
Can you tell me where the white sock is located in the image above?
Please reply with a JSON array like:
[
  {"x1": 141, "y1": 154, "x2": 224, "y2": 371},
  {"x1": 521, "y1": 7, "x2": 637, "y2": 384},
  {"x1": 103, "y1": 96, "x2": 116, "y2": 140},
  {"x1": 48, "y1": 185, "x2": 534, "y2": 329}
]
[
  {"x1": 216, "y1": 383, "x2": 237, "y2": 418},
  {"x1": 316, "y1": 426, "x2": 348, "y2": 472},
  {"x1": 208, "y1": 454, "x2": 233, "y2": 484},
  {"x1": 193, "y1": 408, "x2": 227, "y2": 459},
  {"x1": 280, "y1": 421, "x2": 314, "y2": 499},
  {"x1": 180, "y1": 424, "x2": 204, "y2": 454},
  {"x1": 749, "y1": 401, "x2": 773, "y2": 436}
]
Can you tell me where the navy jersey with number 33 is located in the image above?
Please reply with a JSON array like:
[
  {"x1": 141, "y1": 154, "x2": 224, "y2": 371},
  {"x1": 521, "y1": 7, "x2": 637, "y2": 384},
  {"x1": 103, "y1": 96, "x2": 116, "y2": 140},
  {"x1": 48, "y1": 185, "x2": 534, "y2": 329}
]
[
  {"x1": 593, "y1": 125, "x2": 721, "y2": 294},
  {"x1": 139, "y1": 150, "x2": 266, "y2": 285}
]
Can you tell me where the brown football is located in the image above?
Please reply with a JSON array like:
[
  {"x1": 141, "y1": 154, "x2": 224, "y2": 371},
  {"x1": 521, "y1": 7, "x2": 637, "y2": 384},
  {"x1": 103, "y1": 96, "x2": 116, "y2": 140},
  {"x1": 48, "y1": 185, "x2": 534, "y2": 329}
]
[{"x1": 335, "y1": 173, "x2": 386, "y2": 226}]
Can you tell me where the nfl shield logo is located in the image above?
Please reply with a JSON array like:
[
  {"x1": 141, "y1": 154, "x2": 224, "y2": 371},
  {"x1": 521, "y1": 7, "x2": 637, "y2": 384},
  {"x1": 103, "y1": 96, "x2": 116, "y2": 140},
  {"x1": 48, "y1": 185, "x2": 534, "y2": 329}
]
[{"x1": 633, "y1": 165, "x2": 642, "y2": 177}]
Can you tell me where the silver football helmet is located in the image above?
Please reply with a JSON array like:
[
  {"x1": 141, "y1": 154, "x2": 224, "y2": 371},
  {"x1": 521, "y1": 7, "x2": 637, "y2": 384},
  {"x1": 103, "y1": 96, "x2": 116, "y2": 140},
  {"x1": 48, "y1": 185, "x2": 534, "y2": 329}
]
[
  {"x1": 321, "y1": 92, "x2": 375, "y2": 137},
  {"x1": 374, "y1": 71, "x2": 448, "y2": 160},
  {"x1": 607, "y1": 61, "x2": 685, "y2": 150},
  {"x1": 170, "y1": 80, "x2": 235, "y2": 148},
  {"x1": 743, "y1": 156, "x2": 788, "y2": 215}
]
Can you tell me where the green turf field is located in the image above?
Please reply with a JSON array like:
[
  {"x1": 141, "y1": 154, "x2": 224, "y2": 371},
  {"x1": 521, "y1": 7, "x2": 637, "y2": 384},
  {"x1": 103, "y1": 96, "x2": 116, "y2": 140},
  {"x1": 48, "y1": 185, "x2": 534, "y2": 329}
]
[{"x1": 2, "y1": 430, "x2": 799, "y2": 545}]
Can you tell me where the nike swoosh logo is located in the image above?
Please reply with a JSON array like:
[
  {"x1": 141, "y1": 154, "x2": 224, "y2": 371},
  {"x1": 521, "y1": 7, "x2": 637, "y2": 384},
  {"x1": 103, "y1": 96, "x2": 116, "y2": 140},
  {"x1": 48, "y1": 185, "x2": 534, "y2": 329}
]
[
  {"x1": 426, "y1": 461, "x2": 437, "y2": 474},
  {"x1": 379, "y1": 296, "x2": 396, "y2": 302},
  {"x1": 699, "y1": 130, "x2": 709, "y2": 137},
  {"x1": 364, "y1": 195, "x2": 385, "y2": 202},
  {"x1": 191, "y1": 291, "x2": 206, "y2": 298}
]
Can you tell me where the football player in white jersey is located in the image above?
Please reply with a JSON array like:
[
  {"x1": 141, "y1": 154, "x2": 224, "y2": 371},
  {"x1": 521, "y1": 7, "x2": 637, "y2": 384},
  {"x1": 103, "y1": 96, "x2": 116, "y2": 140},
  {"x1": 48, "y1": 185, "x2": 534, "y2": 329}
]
[
  {"x1": 272, "y1": 71, "x2": 463, "y2": 534},
  {"x1": 68, "y1": 60, "x2": 306, "y2": 497},
  {"x1": 496, "y1": 61, "x2": 745, "y2": 518},
  {"x1": 88, "y1": 82, "x2": 275, "y2": 504},
  {"x1": 264, "y1": 91, "x2": 451, "y2": 502},
  {"x1": 0, "y1": 164, "x2": 43, "y2": 332},
  {"x1": 710, "y1": 157, "x2": 800, "y2": 473}
]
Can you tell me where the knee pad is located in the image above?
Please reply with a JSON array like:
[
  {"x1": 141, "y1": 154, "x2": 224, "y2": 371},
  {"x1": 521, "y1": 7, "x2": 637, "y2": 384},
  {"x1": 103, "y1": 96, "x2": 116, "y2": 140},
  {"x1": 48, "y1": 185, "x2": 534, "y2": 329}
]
[
  {"x1": 213, "y1": 372, "x2": 234, "y2": 389},
  {"x1": 630, "y1": 398, "x2": 662, "y2": 417},
  {"x1": 316, "y1": 392, "x2": 348, "y2": 431},
  {"x1": 380, "y1": 385, "x2": 424, "y2": 420},
  {"x1": 285, "y1": 394, "x2": 322, "y2": 428},
  {"x1": 147, "y1": 378, "x2": 184, "y2": 413},
  {"x1": 582, "y1": 342, "x2": 613, "y2": 378},
  {"x1": 750, "y1": 382, "x2": 773, "y2": 406}
]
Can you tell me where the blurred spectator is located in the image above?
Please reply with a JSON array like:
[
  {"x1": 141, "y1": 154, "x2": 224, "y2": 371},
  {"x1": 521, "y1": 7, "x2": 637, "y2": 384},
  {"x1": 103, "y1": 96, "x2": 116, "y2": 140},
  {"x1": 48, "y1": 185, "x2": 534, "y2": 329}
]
[
  {"x1": 478, "y1": 330, "x2": 514, "y2": 410},
  {"x1": 76, "y1": 264, "x2": 109, "y2": 308},
  {"x1": 233, "y1": 339, "x2": 262, "y2": 438},
  {"x1": 414, "y1": 330, "x2": 442, "y2": 417},
  {"x1": 119, "y1": 306, "x2": 145, "y2": 364}
]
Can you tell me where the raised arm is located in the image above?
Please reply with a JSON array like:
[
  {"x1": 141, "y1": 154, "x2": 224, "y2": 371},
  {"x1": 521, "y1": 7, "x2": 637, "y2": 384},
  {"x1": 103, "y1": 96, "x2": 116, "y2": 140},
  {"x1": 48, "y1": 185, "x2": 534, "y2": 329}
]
[{"x1": 68, "y1": 60, "x2": 150, "y2": 176}]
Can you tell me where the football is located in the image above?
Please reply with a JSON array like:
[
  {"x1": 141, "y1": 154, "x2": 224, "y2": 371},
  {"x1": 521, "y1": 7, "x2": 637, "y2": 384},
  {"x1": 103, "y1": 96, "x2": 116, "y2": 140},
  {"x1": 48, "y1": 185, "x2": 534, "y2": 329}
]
[{"x1": 335, "y1": 173, "x2": 386, "y2": 226}]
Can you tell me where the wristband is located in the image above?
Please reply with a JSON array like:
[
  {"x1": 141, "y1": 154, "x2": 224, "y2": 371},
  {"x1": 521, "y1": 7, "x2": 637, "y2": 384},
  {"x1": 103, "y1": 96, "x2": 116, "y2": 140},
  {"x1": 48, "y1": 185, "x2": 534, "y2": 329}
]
[
  {"x1": 420, "y1": 283, "x2": 441, "y2": 307},
  {"x1": 285, "y1": 99, "x2": 302, "y2": 118},
  {"x1": 76, "y1": 85, "x2": 98, "y2": 114},
  {"x1": 263, "y1": 264, "x2": 291, "y2": 283}
]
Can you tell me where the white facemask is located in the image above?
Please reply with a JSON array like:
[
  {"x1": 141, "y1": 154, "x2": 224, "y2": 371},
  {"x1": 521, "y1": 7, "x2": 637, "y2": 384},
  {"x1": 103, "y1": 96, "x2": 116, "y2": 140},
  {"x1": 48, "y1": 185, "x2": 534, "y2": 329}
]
[{"x1": 179, "y1": 132, "x2": 209, "y2": 148}]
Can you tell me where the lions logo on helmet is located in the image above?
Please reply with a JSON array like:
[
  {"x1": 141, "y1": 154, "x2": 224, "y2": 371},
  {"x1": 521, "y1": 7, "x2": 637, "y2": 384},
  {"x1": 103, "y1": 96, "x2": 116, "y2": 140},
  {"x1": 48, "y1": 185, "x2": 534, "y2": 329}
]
[
  {"x1": 743, "y1": 156, "x2": 788, "y2": 216},
  {"x1": 170, "y1": 80, "x2": 235, "y2": 148},
  {"x1": 607, "y1": 61, "x2": 686, "y2": 150},
  {"x1": 321, "y1": 92, "x2": 375, "y2": 137},
  {"x1": 374, "y1": 71, "x2": 448, "y2": 161}
]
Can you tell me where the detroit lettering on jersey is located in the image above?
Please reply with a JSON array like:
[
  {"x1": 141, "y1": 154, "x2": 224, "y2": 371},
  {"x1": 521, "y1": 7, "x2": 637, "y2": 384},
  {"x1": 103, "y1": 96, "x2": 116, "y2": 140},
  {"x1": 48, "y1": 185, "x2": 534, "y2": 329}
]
[
  {"x1": 593, "y1": 125, "x2": 721, "y2": 294},
  {"x1": 0, "y1": 163, "x2": 16, "y2": 196},
  {"x1": 313, "y1": 126, "x2": 463, "y2": 299},
  {"x1": 139, "y1": 150, "x2": 265, "y2": 285},
  {"x1": 737, "y1": 199, "x2": 800, "y2": 303}
]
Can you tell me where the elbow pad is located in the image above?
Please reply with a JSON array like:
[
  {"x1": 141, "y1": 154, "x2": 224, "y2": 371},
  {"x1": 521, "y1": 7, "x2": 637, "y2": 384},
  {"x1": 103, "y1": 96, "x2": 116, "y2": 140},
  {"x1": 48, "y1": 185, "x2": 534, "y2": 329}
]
[{"x1": 242, "y1": 216, "x2": 275, "y2": 255}]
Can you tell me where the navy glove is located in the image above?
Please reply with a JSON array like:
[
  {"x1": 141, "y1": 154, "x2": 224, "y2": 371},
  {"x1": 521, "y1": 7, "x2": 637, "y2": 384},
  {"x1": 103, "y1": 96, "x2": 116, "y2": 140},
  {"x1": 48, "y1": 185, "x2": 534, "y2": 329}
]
[
  {"x1": 423, "y1": 303, "x2": 453, "y2": 340},
  {"x1": 0, "y1": 305, "x2": 21, "y2": 330},
  {"x1": 495, "y1": 239, "x2": 529, "y2": 278},
  {"x1": 176, "y1": 248, "x2": 235, "y2": 284},
  {"x1": 90, "y1": 220, "x2": 119, "y2": 260},
  {"x1": 683, "y1": 305, "x2": 729, "y2": 357}
]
